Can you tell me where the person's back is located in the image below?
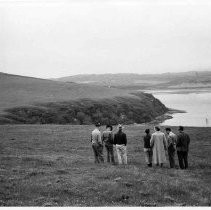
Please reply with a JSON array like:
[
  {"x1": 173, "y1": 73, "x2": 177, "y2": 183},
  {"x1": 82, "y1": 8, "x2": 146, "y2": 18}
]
[
  {"x1": 91, "y1": 128, "x2": 102, "y2": 144},
  {"x1": 150, "y1": 126, "x2": 167, "y2": 167},
  {"x1": 103, "y1": 125, "x2": 115, "y2": 163},
  {"x1": 114, "y1": 125, "x2": 127, "y2": 164},
  {"x1": 152, "y1": 131, "x2": 166, "y2": 147},
  {"x1": 143, "y1": 129, "x2": 152, "y2": 167},
  {"x1": 168, "y1": 131, "x2": 177, "y2": 146},
  {"x1": 91, "y1": 123, "x2": 104, "y2": 164},
  {"x1": 176, "y1": 132, "x2": 190, "y2": 152},
  {"x1": 144, "y1": 133, "x2": 151, "y2": 149},
  {"x1": 114, "y1": 130, "x2": 127, "y2": 146},
  {"x1": 102, "y1": 130, "x2": 113, "y2": 145},
  {"x1": 176, "y1": 126, "x2": 190, "y2": 169},
  {"x1": 165, "y1": 128, "x2": 176, "y2": 168}
]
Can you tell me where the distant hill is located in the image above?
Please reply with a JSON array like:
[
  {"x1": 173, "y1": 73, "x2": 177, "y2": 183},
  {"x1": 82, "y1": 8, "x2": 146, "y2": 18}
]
[
  {"x1": 56, "y1": 71, "x2": 211, "y2": 89},
  {"x1": 0, "y1": 72, "x2": 167, "y2": 125},
  {"x1": 0, "y1": 72, "x2": 132, "y2": 113}
]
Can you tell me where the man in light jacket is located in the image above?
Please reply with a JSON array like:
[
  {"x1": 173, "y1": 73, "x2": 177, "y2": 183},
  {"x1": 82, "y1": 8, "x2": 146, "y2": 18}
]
[
  {"x1": 114, "y1": 124, "x2": 127, "y2": 165},
  {"x1": 150, "y1": 126, "x2": 167, "y2": 167},
  {"x1": 165, "y1": 128, "x2": 177, "y2": 168},
  {"x1": 91, "y1": 123, "x2": 104, "y2": 163}
]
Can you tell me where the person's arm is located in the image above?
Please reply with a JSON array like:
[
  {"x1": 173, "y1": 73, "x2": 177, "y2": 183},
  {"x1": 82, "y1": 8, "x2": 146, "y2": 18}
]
[
  {"x1": 163, "y1": 134, "x2": 167, "y2": 150},
  {"x1": 102, "y1": 133, "x2": 105, "y2": 143},
  {"x1": 173, "y1": 135, "x2": 177, "y2": 145},
  {"x1": 150, "y1": 134, "x2": 154, "y2": 148},
  {"x1": 110, "y1": 133, "x2": 114, "y2": 144},
  {"x1": 187, "y1": 134, "x2": 190, "y2": 151},
  {"x1": 98, "y1": 132, "x2": 102, "y2": 145},
  {"x1": 176, "y1": 134, "x2": 181, "y2": 147},
  {"x1": 187, "y1": 134, "x2": 190, "y2": 145},
  {"x1": 113, "y1": 134, "x2": 117, "y2": 145},
  {"x1": 124, "y1": 134, "x2": 127, "y2": 146},
  {"x1": 90, "y1": 134, "x2": 92, "y2": 143}
]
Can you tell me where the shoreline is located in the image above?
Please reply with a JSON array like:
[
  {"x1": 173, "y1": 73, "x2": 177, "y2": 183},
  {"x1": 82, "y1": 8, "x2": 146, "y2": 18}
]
[
  {"x1": 147, "y1": 108, "x2": 186, "y2": 125},
  {"x1": 143, "y1": 87, "x2": 211, "y2": 95}
]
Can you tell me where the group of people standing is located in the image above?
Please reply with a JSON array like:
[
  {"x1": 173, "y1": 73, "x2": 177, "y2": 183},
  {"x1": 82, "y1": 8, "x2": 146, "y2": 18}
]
[
  {"x1": 90, "y1": 123, "x2": 190, "y2": 170},
  {"x1": 143, "y1": 126, "x2": 190, "y2": 169},
  {"x1": 91, "y1": 123, "x2": 127, "y2": 165}
]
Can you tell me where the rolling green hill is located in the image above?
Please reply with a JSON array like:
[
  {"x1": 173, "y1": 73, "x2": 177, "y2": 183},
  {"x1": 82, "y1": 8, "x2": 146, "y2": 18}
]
[
  {"x1": 0, "y1": 72, "x2": 167, "y2": 125},
  {"x1": 0, "y1": 72, "x2": 132, "y2": 113}
]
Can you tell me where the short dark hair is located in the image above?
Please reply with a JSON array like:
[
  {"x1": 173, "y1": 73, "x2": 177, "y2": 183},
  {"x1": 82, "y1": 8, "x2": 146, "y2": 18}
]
[
  {"x1": 178, "y1": 126, "x2": 184, "y2": 131},
  {"x1": 155, "y1": 126, "x2": 160, "y2": 131},
  {"x1": 165, "y1": 127, "x2": 171, "y2": 132},
  {"x1": 95, "y1": 122, "x2": 101, "y2": 127},
  {"x1": 106, "y1": 125, "x2": 113, "y2": 131},
  {"x1": 145, "y1": 129, "x2": 150, "y2": 134}
]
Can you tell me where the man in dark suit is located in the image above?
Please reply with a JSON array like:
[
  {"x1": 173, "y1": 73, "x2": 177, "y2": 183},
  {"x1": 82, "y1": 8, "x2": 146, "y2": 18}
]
[{"x1": 176, "y1": 126, "x2": 190, "y2": 169}]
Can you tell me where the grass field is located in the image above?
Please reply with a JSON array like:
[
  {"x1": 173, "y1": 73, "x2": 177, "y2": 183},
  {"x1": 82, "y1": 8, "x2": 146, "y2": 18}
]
[{"x1": 0, "y1": 125, "x2": 210, "y2": 206}]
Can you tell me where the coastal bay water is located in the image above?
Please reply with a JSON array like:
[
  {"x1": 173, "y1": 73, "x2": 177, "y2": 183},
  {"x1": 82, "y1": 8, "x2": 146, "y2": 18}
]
[{"x1": 146, "y1": 89, "x2": 211, "y2": 127}]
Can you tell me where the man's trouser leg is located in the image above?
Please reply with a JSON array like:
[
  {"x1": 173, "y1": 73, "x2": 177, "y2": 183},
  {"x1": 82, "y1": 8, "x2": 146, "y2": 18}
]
[
  {"x1": 122, "y1": 145, "x2": 127, "y2": 164},
  {"x1": 144, "y1": 150, "x2": 152, "y2": 165},
  {"x1": 183, "y1": 151, "x2": 188, "y2": 169},
  {"x1": 177, "y1": 151, "x2": 184, "y2": 169},
  {"x1": 116, "y1": 145, "x2": 122, "y2": 164},
  {"x1": 98, "y1": 144, "x2": 104, "y2": 163},
  {"x1": 144, "y1": 150, "x2": 150, "y2": 164},
  {"x1": 105, "y1": 145, "x2": 110, "y2": 162},
  {"x1": 108, "y1": 145, "x2": 115, "y2": 163},
  {"x1": 110, "y1": 147, "x2": 115, "y2": 163},
  {"x1": 168, "y1": 148, "x2": 175, "y2": 168},
  {"x1": 92, "y1": 144, "x2": 99, "y2": 163},
  {"x1": 149, "y1": 150, "x2": 153, "y2": 165}
]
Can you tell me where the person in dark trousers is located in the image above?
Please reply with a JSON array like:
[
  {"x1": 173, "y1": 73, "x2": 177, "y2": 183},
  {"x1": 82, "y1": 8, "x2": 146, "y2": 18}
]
[
  {"x1": 114, "y1": 124, "x2": 127, "y2": 164},
  {"x1": 91, "y1": 123, "x2": 104, "y2": 164},
  {"x1": 176, "y1": 126, "x2": 190, "y2": 169},
  {"x1": 143, "y1": 129, "x2": 152, "y2": 167},
  {"x1": 102, "y1": 125, "x2": 115, "y2": 164},
  {"x1": 165, "y1": 128, "x2": 177, "y2": 168}
]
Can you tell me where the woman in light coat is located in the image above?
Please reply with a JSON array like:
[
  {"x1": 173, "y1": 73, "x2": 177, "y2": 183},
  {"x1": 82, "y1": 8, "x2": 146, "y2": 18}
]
[{"x1": 150, "y1": 126, "x2": 167, "y2": 167}]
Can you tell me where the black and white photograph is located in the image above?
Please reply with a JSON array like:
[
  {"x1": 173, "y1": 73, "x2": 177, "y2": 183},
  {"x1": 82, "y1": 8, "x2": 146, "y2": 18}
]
[{"x1": 0, "y1": 0, "x2": 211, "y2": 207}]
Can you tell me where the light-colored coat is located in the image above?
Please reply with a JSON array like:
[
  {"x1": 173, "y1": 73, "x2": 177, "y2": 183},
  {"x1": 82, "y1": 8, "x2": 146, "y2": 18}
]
[{"x1": 150, "y1": 131, "x2": 167, "y2": 164}]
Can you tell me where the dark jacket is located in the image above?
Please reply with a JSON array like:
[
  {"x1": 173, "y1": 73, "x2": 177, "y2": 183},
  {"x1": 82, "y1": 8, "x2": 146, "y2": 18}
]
[
  {"x1": 114, "y1": 131, "x2": 127, "y2": 146},
  {"x1": 102, "y1": 131, "x2": 113, "y2": 145},
  {"x1": 176, "y1": 131, "x2": 190, "y2": 152},
  {"x1": 143, "y1": 134, "x2": 151, "y2": 149}
]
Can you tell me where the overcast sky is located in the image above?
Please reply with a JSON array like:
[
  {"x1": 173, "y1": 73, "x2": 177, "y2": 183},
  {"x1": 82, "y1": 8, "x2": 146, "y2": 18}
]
[{"x1": 1, "y1": 0, "x2": 211, "y2": 78}]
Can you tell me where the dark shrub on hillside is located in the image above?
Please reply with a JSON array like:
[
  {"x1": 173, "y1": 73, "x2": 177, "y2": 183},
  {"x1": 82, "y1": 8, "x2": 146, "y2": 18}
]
[{"x1": 2, "y1": 92, "x2": 168, "y2": 125}]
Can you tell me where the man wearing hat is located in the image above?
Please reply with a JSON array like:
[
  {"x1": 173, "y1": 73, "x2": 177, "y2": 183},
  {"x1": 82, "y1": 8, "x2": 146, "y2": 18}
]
[
  {"x1": 91, "y1": 122, "x2": 104, "y2": 163},
  {"x1": 114, "y1": 124, "x2": 128, "y2": 165}
]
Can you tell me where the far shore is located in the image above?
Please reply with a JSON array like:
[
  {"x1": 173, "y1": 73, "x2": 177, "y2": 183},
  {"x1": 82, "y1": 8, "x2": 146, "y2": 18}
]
[{"x1": 142, "y1": 87, "x2": 211, "y2": 95}]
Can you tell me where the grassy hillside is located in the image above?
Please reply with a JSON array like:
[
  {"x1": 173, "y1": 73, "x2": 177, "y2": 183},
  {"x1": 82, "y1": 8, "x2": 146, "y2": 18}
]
[
  {"x1": 0, "y1": 124, "x2": 210, "y2": 206},
  {"x1": 56, "y1": 71, "x2": 211, "y2": 90},
  {"x1": 0, "y1": 72, "x2": 132, "y2": 113},
  {"x1": 1, "y1": 92, "x2": 167, "y2": 125},
  {"x1": 0, "y1": 72, "x2": 168, "y2": 125}
]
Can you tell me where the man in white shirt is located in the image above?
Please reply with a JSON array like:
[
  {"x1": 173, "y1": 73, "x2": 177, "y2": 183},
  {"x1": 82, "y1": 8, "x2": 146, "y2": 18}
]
[{"x1": 91, "y1": 123, "x2": 104, "y2": 163}]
